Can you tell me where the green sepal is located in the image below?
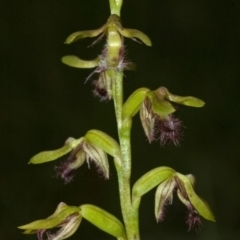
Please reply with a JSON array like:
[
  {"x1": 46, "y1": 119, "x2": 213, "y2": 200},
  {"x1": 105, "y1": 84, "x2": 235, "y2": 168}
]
[
  {"x1": 61, "y1": 55, "x2": 100, "y2": 69},
  {"x1": 118, "y1": 28, "x2": 152, "y2": 46},
  {"x1": 147, "y1": 91, "x2": 176, "y2": 116},
  {"x1": 85, "y1": 130, "x2": 121, "y2": 160},
  {"x1": 29, "y1": 137, "x2": 85, "y2": 164},
  {"x1": 158, "y1": 87, "x2": 205, "y2": 107},
  {"x1": 80, "y1": 204, "x2": 127, "y2": 240},
  {"x1": 64, "y1": 27, "x2": 105, "y2": 44},
  {"x1": 122, "y1": 88, "x2": 150, "y2": 119},
  {"x1": 175, "y1": 173, "x2": 215, "y2": 221},
  {"x1": 18, "y1": 203, "x2": 81, "y2": 232},
  {"x1": 132, "y1": 167, "x2": 176, "y2": 203}
]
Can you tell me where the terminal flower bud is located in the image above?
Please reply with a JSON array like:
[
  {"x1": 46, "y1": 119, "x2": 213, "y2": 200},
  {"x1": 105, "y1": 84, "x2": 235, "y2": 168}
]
[{"x1": 109, "y1": 0, "x2": 123, "y2": 16}]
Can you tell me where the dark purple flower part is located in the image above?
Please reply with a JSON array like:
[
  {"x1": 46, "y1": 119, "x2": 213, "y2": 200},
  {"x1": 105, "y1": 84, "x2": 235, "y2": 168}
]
[
  {"x1": 186, "y1": 207, "x2": 202, "y2": 232},
  {"x1": 175, "y1": 176, "x2": 203, "y2": 231},
  {"x1": 55, "y1": 145, "x2": 85, "y2": 184},
  {"x1": 156, "y1": 199, "x2": 171, "y2": 223},
  {"x1": 155, "y1": 114, "x2": 183, "y2": 146},
  {"x1": 37, "y1": 229, "x2": 45, "y2": 240},
  {"x1": 92, "y1": 80, "x2": 109, "y2": 101},
  {"x1": 55, "y1": 160, "x2": 75, "y2": 184},
  {"x1": 88, "y1": 44, "x2": 134, "y2": 101}
]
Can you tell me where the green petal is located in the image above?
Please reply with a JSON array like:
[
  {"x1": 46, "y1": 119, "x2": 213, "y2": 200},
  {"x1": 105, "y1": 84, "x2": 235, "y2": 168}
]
[
  {"x1": 140, "y1": 101, "x2": 155, "y2": 142},
  {"x1": 119, "y1": 28, "x2": 152, "y2": 46},
  {"x1": 158, "y1": 87, "x2": 205, "y2": 107},
  {"x1": 62, "y1": 56, "x2": 100, "y2": 68},
  {"x1": 123, "y1": 88, "x2": 150, "y2": 119},
  {"x1": 83, "y1": 142, "x2": 110, "y2": 179},
  {"x1": 132, "y1": 167, "x2": 176, "y2": 202},
  {"x1": 80, "y1": 204, "x2": 127, "y2": 239},
  {"x1": 64, "y1": 27, "x2": 105, "y2": 44},
  {"x1": 155, "y1": 178, "x2": 175, "y2": 221},
  {"x1": 175, "y1": 173, "x2": 215, "y2": 221},
  {"x1": 29, "y1": 137, "x2": 84, "y2": 164}
]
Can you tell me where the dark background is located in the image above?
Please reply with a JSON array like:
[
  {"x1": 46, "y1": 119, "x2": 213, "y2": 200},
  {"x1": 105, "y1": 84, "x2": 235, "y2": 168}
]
[{"x1": 1, "y1": 0, "x2": 240, "y2": 239}]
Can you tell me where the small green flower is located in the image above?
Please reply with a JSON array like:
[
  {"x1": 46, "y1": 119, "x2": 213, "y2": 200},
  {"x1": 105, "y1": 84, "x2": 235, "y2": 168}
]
[
  {"x1": 18, "y1": 202, "x2": 82, "y2": 240},
  {"x1": 29, "y1": 130, "x2": 121, "y2": 183},
  {"x1": 55, "y1": 136, "x2": 110, "y2": 183},
  {"x1": 140, "y1": 87, "x2": 205, "y2": 145},
  {"x1": 132, "y1": 166, "x2": 214, "y2": 230},
  {"x1": 155, "y1": 173, "x2": 215, "y2": 230},
  {"x1": 122, "y1": 86, "x2": 205, "y2": 145},
  {"x1": 62, "y1": 14, "x2": 151, "y2": 100}
]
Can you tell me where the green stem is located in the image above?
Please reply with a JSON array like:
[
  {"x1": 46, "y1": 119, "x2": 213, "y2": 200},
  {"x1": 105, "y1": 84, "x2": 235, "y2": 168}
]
[{"x1": 112, "y1": 70, "x2": 140, "y2": 240}]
